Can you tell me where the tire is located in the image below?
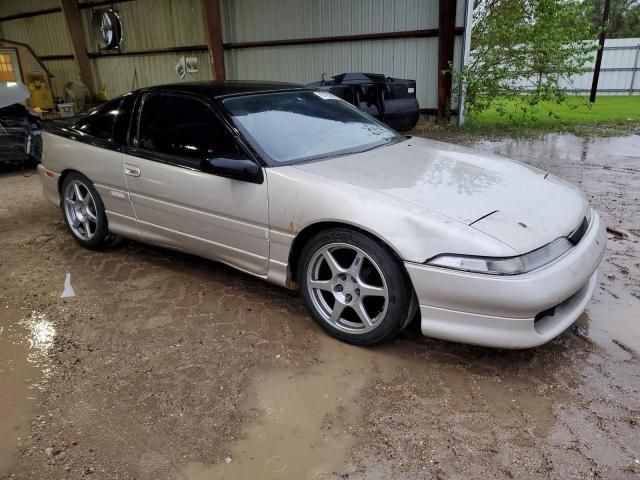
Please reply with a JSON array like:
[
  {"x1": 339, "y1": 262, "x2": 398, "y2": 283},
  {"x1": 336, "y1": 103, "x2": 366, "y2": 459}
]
[
  {"x1": 60, "y1": 173, "x2": 110, "y2": 250},
  {"x1": 104, "y1": 233, "x2": 127, "y2": 248},
  {"x1": 298, "y1": 228, "x2": 416, "y2": 346}
]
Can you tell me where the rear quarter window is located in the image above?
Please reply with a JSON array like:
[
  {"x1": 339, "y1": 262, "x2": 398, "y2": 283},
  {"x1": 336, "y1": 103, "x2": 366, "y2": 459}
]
[{"x1": 73, "y1": 97, "x2": 122, "y2": 142}]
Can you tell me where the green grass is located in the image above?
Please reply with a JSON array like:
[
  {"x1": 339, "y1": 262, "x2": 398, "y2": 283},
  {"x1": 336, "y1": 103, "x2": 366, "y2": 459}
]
[{"x1": 462, "y1": 96, "x2": 640, "y2": 137}]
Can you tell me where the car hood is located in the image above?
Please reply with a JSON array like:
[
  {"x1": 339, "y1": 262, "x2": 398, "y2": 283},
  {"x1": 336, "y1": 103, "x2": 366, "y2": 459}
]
[
  {"x1": 0, "y1": 81, "x2": 30, "y2": 109},
  {"x1": 293, "y1": 137, "x2": 587, "y2": 254}
]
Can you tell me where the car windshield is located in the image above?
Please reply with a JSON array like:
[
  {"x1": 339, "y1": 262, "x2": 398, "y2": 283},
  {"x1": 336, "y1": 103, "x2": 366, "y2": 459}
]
[{"x1": 222, "y1": 90, "x2": 403, "y2": 165}]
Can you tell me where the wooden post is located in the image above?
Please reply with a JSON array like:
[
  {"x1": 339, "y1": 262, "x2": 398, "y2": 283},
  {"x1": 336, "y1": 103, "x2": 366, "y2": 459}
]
[
  {"x1": 437, "y1": 0, "x2": 456, "y2": 121},
  {"x1": 60, "y1": 0, "x2": 95, "y2": 95},
  {"x1": 202, "y1": 0, "x2": 225, "y2": 81},
  {"x1": 590, "y1": 0, "x2": 611, "y2": 103}
]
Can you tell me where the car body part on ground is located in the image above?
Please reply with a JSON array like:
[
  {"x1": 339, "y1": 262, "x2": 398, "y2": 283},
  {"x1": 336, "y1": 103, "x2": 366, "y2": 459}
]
[
  {"x1": 38, "y1": 81, "x2": 605, "y2": 348},
  {"x1": 306, "y1": 73, "x2": 420, "y2": 132},
  {"x1": 0, "y1": 82, "x2": 42, "y2": 168},
  {"x1": 60, "y1": 273, "x2": 75, "y2": 299},
  {"x1": 0, "y1": 81, "x2": 30, "y2": 108}
]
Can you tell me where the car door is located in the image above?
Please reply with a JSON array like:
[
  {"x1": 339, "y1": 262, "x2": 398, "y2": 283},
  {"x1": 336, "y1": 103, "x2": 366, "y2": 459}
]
[{"x1": 123, "y1": 92, "x2": 270, "y2": 276}]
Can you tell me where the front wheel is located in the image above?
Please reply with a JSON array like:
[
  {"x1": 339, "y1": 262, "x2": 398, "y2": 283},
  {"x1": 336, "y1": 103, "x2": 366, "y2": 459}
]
[
  {"x1": 298, "y1": 228, "x2": 416, "y2": 346},
  {"x1": 60, "y1": 173, "x2": 110, "y2": 249}
]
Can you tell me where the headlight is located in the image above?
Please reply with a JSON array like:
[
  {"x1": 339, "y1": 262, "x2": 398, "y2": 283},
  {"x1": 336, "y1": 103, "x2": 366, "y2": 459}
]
[{"x1": 426, "y1": 237, "x2": 574, "y2": 275}]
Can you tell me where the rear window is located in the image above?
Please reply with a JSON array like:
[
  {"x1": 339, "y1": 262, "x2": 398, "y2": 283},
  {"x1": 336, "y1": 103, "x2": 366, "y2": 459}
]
[{"x1": 73, "y1": 97, "x2": 122, "y2": 142}]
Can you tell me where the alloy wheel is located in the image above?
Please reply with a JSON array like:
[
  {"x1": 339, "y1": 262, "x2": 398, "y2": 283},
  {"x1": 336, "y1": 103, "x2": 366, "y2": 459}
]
[
  {"x1": 63, "y1": 180, "x2": 98, "y2": 241},
  {"x1": 306, "y1": 243, "x2": 389, "y2": 334}
]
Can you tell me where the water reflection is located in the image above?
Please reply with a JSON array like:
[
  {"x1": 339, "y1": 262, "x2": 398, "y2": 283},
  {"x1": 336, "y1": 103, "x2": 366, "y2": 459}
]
[
  {"x1": 0, "y1": 307, "x2": 55, "y2": 473},
  {"x1": 22, "y1": 311, "x2": 56, "y2": 366},
  {"x1": 411, "y1": 155, "x2": 504, "y2": 195}
]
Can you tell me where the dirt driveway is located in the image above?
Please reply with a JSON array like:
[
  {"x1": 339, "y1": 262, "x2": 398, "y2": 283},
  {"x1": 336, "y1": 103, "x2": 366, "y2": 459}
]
[{"x1": 0, "y1": 132, "x2": 639, "y2": 480}]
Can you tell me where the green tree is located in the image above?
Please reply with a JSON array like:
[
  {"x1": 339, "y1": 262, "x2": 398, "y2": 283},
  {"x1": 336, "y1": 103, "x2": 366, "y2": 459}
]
[
  {"x1": 583, "y1": 0, "x2": 640, "y2": 38},
  {"x1": 454, "y1": 0, "x2": 595, "y2": 114}
]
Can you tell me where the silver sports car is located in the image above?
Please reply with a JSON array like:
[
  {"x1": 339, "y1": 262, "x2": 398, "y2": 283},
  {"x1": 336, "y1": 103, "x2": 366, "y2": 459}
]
[{"x1": 38, "y1": 81, "x2": 606, "y2": 348}]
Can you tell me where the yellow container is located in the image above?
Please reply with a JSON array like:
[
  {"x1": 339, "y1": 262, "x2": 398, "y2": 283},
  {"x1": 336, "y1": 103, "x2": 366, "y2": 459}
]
[{"x1": 27, "y1": 81, "x2": 54, "y2": 111}]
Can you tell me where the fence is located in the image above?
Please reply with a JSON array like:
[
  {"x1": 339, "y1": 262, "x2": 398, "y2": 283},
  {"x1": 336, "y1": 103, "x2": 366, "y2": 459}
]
[{"x1": 514, "y1": 37, "x2": 640, "y2": 95}]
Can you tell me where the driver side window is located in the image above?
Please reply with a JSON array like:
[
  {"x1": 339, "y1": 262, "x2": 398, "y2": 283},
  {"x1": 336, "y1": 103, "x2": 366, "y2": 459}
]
[{"x1": 137, "y1": 94, "x2": 239, "y2": 168}]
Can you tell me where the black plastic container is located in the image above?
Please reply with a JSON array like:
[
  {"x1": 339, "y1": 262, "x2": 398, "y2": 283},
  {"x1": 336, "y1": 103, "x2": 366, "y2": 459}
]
[{"x1": 307, "y1": 72, "x2": 420, "y2": 132}]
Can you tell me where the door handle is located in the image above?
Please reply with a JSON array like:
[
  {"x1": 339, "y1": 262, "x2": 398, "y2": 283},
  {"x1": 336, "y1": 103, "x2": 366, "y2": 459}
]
[{"x1": 124, "y1": 164, "x2": 141, "y2": 177}]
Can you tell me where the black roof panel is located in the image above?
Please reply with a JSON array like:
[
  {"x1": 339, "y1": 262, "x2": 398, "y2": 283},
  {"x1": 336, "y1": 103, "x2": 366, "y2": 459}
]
[{"x1": 143, "y1": 80, "x2": 306, "y2": 99}]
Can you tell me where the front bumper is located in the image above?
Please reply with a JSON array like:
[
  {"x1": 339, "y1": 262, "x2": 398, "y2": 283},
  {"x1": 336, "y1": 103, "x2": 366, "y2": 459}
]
[{"x1": 405, "y1": 211, "x2": 607, "y2": 348}]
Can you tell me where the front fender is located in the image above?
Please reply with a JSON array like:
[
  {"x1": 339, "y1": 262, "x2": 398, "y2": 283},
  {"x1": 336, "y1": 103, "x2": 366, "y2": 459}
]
[{"x1": 266, "y1": 167, "x2": 516, "y2": 265}]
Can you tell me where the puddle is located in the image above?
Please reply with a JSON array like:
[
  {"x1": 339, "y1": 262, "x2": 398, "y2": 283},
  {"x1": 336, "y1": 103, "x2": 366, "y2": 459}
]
[
  {"x1": 474, "y1": 133, "x2": 640, "y2": 355},
  {"x1": 580, "y1": 291, "x2": 640, "y2": 357},
  {"x1": 178, "y1": 336, "x2": 399, "y2": 480},
  {"x1": 472, "y1": 134, "x2": 640, "y2": 225},
  {"x1": 0, "y1": 305, "x2": 55, "y2": 473}
]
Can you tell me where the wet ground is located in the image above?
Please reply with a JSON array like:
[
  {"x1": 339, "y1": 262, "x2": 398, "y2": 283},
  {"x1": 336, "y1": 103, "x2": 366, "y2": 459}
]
[{"x1": 0, "y1": 132, "x2": 639, "y2": 480}]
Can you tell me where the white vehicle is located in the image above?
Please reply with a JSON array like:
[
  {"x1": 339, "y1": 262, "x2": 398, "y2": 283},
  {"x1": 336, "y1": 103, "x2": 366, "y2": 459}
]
[{"x1": 38, "y1": 82, "x2": 606, "y2": 348}]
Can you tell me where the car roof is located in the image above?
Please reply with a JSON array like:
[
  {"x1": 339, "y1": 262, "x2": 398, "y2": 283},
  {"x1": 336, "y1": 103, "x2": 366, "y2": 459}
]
[{"x1": 142, "y1": 80, "x2": 306, "y2": 99}]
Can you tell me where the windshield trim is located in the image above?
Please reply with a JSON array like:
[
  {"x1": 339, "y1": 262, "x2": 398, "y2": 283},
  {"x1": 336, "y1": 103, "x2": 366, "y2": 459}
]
[{"x1": 219, "y1": 90, "x2": 404, "y2": 167}]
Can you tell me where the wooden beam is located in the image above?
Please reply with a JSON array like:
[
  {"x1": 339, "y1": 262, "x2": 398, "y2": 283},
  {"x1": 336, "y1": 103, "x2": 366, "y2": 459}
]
[
  {"x1": 202, "y1": 0, "x2": 225, "y2": 81},
  {"x1": 60, "y1": 0, "x2": 95, "y2": 95},
  {"x1": 437, "y1": 0, "x2": 457, "y2": 121}
]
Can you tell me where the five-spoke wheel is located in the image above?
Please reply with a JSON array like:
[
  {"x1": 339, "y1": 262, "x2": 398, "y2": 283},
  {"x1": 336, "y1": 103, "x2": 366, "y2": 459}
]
[
  {"x1": 63, "y1": 180, "x2": 99, "y2": 241},
  {"x1": 307, "y1": 243, "x2": 389, "y2": 335},
  {"x1": 60, "y1": 173, "x2": 110, "y2": 249},
  {"x1": 299, "y1": 228, "x2": 416, "y2": 345}
]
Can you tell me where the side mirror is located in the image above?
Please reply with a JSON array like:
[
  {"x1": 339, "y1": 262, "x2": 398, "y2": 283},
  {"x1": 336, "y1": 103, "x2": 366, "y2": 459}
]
[{"x1": 201, "y1": 154, "x2": 263, "y2": 184}]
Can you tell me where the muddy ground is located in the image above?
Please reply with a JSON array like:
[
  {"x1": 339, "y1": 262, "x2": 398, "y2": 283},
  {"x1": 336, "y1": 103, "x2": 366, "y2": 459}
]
[{"x1": 0, "y1": 132, "x2": 639, "y2": 480}]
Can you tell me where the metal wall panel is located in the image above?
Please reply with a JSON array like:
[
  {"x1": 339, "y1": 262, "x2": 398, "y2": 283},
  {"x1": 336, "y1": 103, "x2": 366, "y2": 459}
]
[
  {"x1": 226, "y1": 36, "x2": 439, "y2": 108},
  {"x1": 80, "y1": 0, "x2": 206, "y2": 53},
  {"x1": 43, "y1": 58, "x2": 80, "y2": 97},
  {"x1": 223, "y1": 0, "x2": 469, "y2": 111},
  {"x1": 1, "y1": 0, "x2": 210, "y2": 98},
  {"x1": 78, "y1": 0, "x2": 210, "y2": 98},
  {"x1": 0, "y1": 11, "x2": 73, "y2": 56},
  {"x1": 221, "y1": 0, "x2": 440, "y2": 43},
  {"x1": 92, "y1": 50, "x2": 212, "y2": 98},
  {"x1": 1, "y1": 0, "x2": 473, "y2": 113},
  {"x1": 0, "y1": 0, "x2": 61, "y2": 18}
]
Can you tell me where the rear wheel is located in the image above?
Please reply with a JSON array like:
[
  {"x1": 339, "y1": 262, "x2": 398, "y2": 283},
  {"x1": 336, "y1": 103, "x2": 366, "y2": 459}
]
[
  {"x1": 298, "y1": 228, "x2": 415, "y2": 346},
  {"x1": 60, "y1": 173, "x2": 110, "y2": 249}
]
